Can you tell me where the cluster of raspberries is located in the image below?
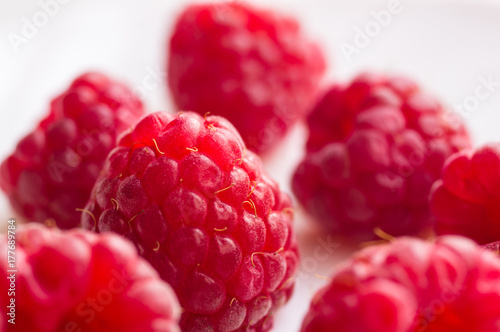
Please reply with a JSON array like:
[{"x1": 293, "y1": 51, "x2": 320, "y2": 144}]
[{"x1": 1, "y1": 1, "x2": 499, "y2": 332}]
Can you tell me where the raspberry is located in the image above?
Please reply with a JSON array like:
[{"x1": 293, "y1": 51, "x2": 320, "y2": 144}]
[
  {"x1": 0, "y1": 224, "x2": 180, "y2": 332},
  {"x1": 0, "y1": 72, "x2": 144, "y2": 229},
  {"x1": 430, "y1": 144, "x2": 500, "y2": 244},
  {"x1": 167, "y1": 2, "x2": 326, "y2": 154},
  {"x1": 82, "y1": 111, "x2": 299, "y2": 331},
  {"x1": 292, "y1": 73, "x2": 470, "y2": 239},
  {"x1": 301, "y1": 236, "x2": 500, "y2": 332}
]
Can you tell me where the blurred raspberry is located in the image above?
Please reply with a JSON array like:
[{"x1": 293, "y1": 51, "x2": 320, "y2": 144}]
[
  {"x1": 167, "y1": 2, "x2": 326, "y2": 153},
  {"x1": 82, "y1": 111, "x2": 299, "y2": 331},
  {"x1": 292, "y1": 72, "x2": 471, "y2": 239},
  {"x1": 301, "y1": 236, "x2": 500, "y2": 332},
  {"x1": 0, "y1": 223, "x2": 180, "y2": 332},
  {"x1": 431, "y1": 144, "x2": 500, "y2": 244},
  {"x1": 0, "y1": 72, "x2": 144, "y2": 229}
]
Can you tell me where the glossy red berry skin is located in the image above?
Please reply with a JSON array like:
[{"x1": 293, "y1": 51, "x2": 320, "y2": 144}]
[
  {"x1": 301, "y1": 236, "x2": 500, "y2": 332},
  {"x1": 0, "y1": 223, "x2": 180, "y2": 332},
  {"x1": 167, "y1": 2, "x2": 326, "y2": 154},
  {"x1": 0, "y1": 72, "x2": 145, "y2": 229},
  {"x1": 292, "y1": 73, "x2": 471, "y2": 240},
  {"x1": 82, "y1": 111, "x2": 299, "y2": 332}
]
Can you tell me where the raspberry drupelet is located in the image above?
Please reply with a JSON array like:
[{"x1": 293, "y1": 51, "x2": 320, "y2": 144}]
[
  {"x1": 292, "y1": 72, "x2": 471, "y2": 240},
  {"x1": 167, "y1": 2, "x2": 326, "y2": 154},
  {"x1": 0, "y1": 72, "x2": 145, "y2": 229},
  {"x1": 82, "y1": 111, "x2": 299, "y2": 331}
]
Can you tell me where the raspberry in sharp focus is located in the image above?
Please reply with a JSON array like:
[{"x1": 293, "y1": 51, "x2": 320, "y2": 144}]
[
  {"x1": 81, "y1": 111, "x2": 299, "y2": 332},
  {"x1": 300, "y1": 236, "x2": 500, "y2": 332},
  {"x1": 0, "y1": 72, "x2": 145, "y2": 229},
  {"x1": 0, "y1": 223, "x2": 180, "y2": 332},
  {"x1": 167, "y1": 2, "x2": 326, "y2": 154},
  {"x1": 431, "y1": 144, "x2": 500, "y2": 244},
  {"x1": 292, "y1": 72, "x2": 471, "y2": 240}
]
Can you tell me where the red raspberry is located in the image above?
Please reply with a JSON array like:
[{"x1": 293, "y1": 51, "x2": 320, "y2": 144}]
[
  {"x1": 430, "y1": 144, "x2": 500, "y2": 244},
  {"x1": 292, "y1": 73, "x2": 470, "y2": 239},
  {"x1": 167, "y1": 2, "x2": 326, "y2": 154},
  {"x1": 301, "y1": 236, "x2": 500, "y2": 332},
  {"x1": 81, "y1": 111, "x2": 299, "y2": 331},
  {"x1": 0, "y1": 223, "x2": 180, "y2": 332},
  {"x1": 0, "y1": 72, "x2": 144, "y2": 229}
]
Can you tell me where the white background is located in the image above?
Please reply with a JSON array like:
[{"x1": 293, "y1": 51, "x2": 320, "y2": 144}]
[{"x1": 2, "y1": 0, "x2": 500, "y2": 330}]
